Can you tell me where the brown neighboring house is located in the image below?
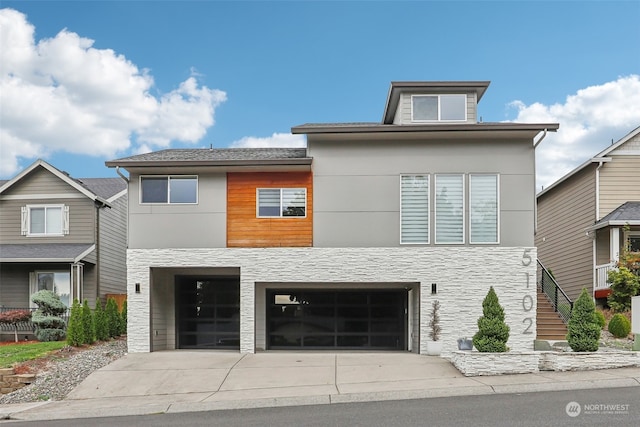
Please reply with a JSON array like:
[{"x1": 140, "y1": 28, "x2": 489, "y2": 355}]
[
  {"x1": 0, "y1": 160, "x2": 127, "y2": 340},
  {"x1": 536, "y1": 125, "x2": 640, "y2": 304}
]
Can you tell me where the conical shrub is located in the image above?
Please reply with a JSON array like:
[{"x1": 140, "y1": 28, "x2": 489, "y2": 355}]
[
  {"x1": 473, "y1": 286, "x2": 510, "y2": 352},
  {"x1": 567, "y1": 288, "x2": 600, "y2": 352}
]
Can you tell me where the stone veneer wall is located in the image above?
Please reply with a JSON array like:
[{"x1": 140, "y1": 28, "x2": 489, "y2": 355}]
[
  {"x1": 126, "y1": 247, "x2": 537, "y2": 354},
  {"x1": 0, "y1": 368, "x2": 35, "y2": 394}
]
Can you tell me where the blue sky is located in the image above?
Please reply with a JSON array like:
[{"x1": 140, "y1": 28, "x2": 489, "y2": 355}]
[{"x1": 1, "y1": 1, "x2": 639, "y2": 189}]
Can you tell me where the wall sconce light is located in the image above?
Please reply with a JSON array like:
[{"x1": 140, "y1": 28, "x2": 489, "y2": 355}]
[
  {"x1": 431, "y1": 283, "x2": 437, "y2": 295},
  {"x1": 135, "y1": 283, "x2": 141, "y2": 294}
]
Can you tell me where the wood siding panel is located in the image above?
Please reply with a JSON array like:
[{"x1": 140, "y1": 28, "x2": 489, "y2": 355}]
[
  {"x1": 227, "y1": 172, "x2": 312, "y2": 247},
  {"x1": 97, "y1": 193, "x2": 127, "y2": 298},
  {"x1": 2, "y1": 167, "x2": 78, "y2": 196},
  {"x1": 536, "y1": 166, "x2": 596, "y2": 301},
  {"x1": 598, "y1": 155, "x2": 640, "y2": 218}
]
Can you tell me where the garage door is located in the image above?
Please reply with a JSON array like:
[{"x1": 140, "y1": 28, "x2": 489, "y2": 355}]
[{"x1": 267, "y1": 289, "x2": 406, "y2": 350}]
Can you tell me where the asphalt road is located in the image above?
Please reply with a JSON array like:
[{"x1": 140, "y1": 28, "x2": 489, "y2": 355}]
[{"x1": 4, "y1": 387, "x2": 640, "y2": 427}]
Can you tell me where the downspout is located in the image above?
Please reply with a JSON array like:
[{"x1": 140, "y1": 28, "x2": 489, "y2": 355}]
[
  {"x1": 533, "y1": 129, "x2": 549, "y2": 235},
  {"x1": 592, "y1": 160, "x2": 605, "y2": 300},
  {"x1": 595, "y1": 161, "x2": 605, "y2": 221},
  {"x1": 116, "y1": 166, "x2": 129, "y2": 183}
]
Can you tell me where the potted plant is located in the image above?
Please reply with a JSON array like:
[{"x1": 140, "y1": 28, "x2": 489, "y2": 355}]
[{"x1": 426, "y1": 300, "x2": 443, "y2": 356}]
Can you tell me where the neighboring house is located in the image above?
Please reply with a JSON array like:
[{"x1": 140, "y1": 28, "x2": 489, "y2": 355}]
[
  {"x1": 106, "y1": 81, "x2": 558, "y2": 355},
  {"x1": 0, "y1": 160, "x2": 127, "y2": 339},
  {"x1": 536, "y1": 125, "x2": 640, "y2": 304}
]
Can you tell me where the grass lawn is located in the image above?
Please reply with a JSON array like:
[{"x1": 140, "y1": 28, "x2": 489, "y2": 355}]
[{"x1": 0, "y1": 341, "x2": 67, "y2": 368}]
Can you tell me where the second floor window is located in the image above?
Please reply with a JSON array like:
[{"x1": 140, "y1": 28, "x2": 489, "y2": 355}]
[
  {"x1": 435, "y1": 174, "x2": 464, "y2": 244},
  {"x1": 257, "y1": 188, "x2": 306, "y2": 217},
  {"x1": 140, "y1": 176, "x2": 198, "y2": 204},
  {"x1": 412, "y1": 94, "x2": 467, "y2": 122},
  {"x1": 21, "y1": 205, "x2": 69, "y2": 236}
]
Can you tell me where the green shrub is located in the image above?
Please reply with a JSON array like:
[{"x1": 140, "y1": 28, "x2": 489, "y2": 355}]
[
  {"x1": 473, "y1": 286, "x2": 510, "y2": 352},
  {"x1": 82, "y1": 299, "x2": 95, "y2": 345},
  {"x1": 567, "y1": 289, "x2": 600, "y2": 352},
  {"x1": 608, "y1": 313, "x2": 631, "y2": 338},
  {"x1": 105, "y1": 298, "x2": 120, "y2": 338},
  {"x1": 120, "y1": 300, "x2": 128, "y2": 336},
  {"x1": 30, "y1": 290, "x2": 66, "y2": 342},
  {"x1": 66, "y1": 299, "x2": 84, "y2": 346},
  {"x1": 607, "y1": 267, "x2": 640, "y2": 312},
  {"x1": 594, "y1": 310, "x2": 606, "y2": 329},
  {"x1": 94, "y1": 300, "x2": 109, "y2": 341}
]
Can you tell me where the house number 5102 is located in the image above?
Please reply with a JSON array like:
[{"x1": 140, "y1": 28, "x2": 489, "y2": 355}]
[{"x1": 522, "y1": 249, "x2": 533, "y2": 334}]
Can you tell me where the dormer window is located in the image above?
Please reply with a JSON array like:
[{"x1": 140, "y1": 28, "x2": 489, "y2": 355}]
[{"x1": 411, "y1": 94, "x2": 466, "y2": 122}]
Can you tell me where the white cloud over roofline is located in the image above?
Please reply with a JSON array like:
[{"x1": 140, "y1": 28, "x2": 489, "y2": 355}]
[
  {"x1": 0, "y1": 8, "x2": 226, "y2": 177},
  {"x1": 230, "y1": 132, "x2": 306, "y2": 148},
  {"x1": 507, "y1": 75, "x2": 640, "y2": 191}
]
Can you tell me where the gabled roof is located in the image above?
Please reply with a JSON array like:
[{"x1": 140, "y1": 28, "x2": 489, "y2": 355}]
[
  {"x1": 106, "y1": 148, "x2": 311, "y2": 168},
  {"x1": 537, "y1": 125, "x2": 640, "y2": 198},
  {"x1": 0, "y1": 243, "x2": 95, "y2": 263},
  {"x1": 586, "y1": 201, "x2": 640, "y2": 231},
  {"x1": 383, "y1": 81, "x2": 491, "y2": 124},
  {"x1": 0, "y1": 159, "x2": 125, "y2": 206}
]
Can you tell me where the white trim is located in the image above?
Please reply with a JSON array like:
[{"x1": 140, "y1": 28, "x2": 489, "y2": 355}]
[
  {"x1": 25, "y1": 204, "x2": 66, "y2": 237},
  {"x1": 106, "y1": 188, "x2": 127, "y2": 203},
  {"x1": 410, "y1": 94, "x2": 467, "y2": 123},
  {"x1": 139, "y1": 175, "x2": 198, "y2": 205},
  {"x1": 0, "y1": 193, "x2": 85, "y2": 200},
  {"x1": 610, "y1": 227, "x2": 620, "y2": 263},
  {"x1": 256, "y1": 188, "x2": 307, "y2": 218}
]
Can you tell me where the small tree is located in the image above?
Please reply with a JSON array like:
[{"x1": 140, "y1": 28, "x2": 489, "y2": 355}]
[
  {"x1": 473, "y1": 286, "x2": 510, "y2": 352},
  {"x1": 428, "y1": 300, "x2": 441, "y2": 341},
  {"x1": 94, "y1": 299, "x2": 109, "y2": 341},
  {"x1": 0, "y1": 309, "x2": 32, "y2": 342},
  {"x1": 567, "y1": 288, "x2": 600, "y2": 352},
  {"x1": 105, "y1": 298, "x2": 120, "y2": 338},
  {"x1": 31, "y1": 290, "x2": 67, "y2": 342},
  {"x1": 119, "y1": 300, "x2": 128, "y2": 336},
  {"x1": 82, "y1": 299, "x2": 95, "y2": 345},
  {"x1": 66, "y1": 299, "x2": 84, "y2": 346},
  {"x1": 607, "y1": 266, "x2": 640, "y2": 312}
]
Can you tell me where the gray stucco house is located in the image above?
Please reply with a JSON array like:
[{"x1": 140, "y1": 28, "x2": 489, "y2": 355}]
[
  {"x1": 0, "y1": 160, "x2": 127, "y2": 339},
  {"x1": 107, "y1": 81, "x2": 558, "y2": 355}
]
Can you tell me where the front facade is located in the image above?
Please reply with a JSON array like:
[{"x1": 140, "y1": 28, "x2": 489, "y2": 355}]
[
  {"x1": 0, "y1": 160, "x2": 127, "y2": 339},
  {"x1": 107, "y1": 81, "x2": 558, "y2": 355},
  {"x1": 536, "y1": 126, "x2": 640, "y2": 303}
]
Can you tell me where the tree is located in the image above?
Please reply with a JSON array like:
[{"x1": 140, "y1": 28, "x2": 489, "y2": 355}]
[
  {"x1": 473, "y1": 286, "x2": 510, "y2": 352},
  {"x1": 105, "y1": 298, "x2": 120, "y2": 338},
  {"x1": 66, "y1": 299, "x2": 84, "y2": 346},
  {"x1": 567, "y1": 288, "x2": 600, "y2": 352},
  {"x1": 31, "y1": 290, "x2": 67, "y2": 342},
  {"x1": 120, "y1": 300, "x2": 128, "y2": 336},
  {"x1": 94, "y1": 299, "x2": 108, "y2": 341},
  {"x1": 607, "y1": 266, "x2": 640, "y2": 312},
  {"x1": 0, "y1": 309, "x2": 32, "y2": 342},
  {"x1": 82, "y1": 299, "x2": 95, "y2": 345}
]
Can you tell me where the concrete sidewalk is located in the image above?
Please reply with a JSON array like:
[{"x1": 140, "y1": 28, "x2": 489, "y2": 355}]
[{"x1": 2, "y1": 351, "x2": 640, "y2": 421}]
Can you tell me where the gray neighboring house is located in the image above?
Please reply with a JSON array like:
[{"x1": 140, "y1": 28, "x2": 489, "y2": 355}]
[
  {"x1": 536, "y1": 125, "x2": 640, "y2": 304},
  {"x1": 107, "y1": 81, "x2": 558, "y2": 355},
  {"x1": 0, "y1": 160, "x2": 127, "y2": 339}
]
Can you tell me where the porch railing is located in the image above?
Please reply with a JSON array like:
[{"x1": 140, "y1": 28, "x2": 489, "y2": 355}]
[
  {"x1": 595, "y1": 262, "x2": 616, "y2": 291},
  {"x1": 0, "y1": 307, "x2": 70, "y2": 334},
  {"x1": 537, "y1": 260, "x2": 573, "y2": 324}
]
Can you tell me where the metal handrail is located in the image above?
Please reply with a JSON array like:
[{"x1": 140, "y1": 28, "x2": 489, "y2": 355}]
[
  {"x1": 537, "y1": 260, "x2": 573, "y2": 324},
  {"x1": 0, "y1": 307, "x2": 69, "y2": 333}
]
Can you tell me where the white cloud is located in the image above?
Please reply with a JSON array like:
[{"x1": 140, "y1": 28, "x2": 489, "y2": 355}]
[
  {"x1": 508, "y1": 75, "x2": 640, "y2": 191},
  {"x1": 230, "y1": 132, "x2": 306, "y2": 148},
  {"x1": 0, "y1": 8, "x2": 226, "y2": 178}
]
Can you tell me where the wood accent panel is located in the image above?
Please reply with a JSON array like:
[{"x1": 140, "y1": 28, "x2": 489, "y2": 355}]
[{"x1": 227, "y1": 172, "x2": 312, "y2": 247}]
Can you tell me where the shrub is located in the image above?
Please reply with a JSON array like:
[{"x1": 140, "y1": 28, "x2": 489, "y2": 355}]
[
  {"x1": 120, "y1": 300, "x2": 128, "y2": 336},
  {"x1": 428, "y1": 300, "x2": 441, "y2": 341},
  {"x1": 94, "y1": 299, "x2": 109, "y2": 341},
  {"x1": 608, "y1": 313, "x2": 631, "y2": 338},
  {"x1": 473, "y1": 286, "x2": 510, "y2": 352},
  {"x1": 594, "y1": 310, "x2": 606, "y2": 329},
  {"x1": 566, "y1": 288, "x2": 600, "y2": 352},
  {"x1": 66, "y1": 299, "x2": 84, "y2": 347},
  {"x1": 30, "y1": 290, "x2": 67, "y2": 342},
  {"x1": 607, "y1": 266, "x2": 640, "y2": 312},
  {"x1": 105, "y1": 298, "x2": 120, "y2": 338},
  {"x1": 82, "y1": 299, "x2": 95, "y2": 345}
]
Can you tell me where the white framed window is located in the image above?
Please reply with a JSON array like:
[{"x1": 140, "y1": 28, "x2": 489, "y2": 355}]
[
  {"x1": 435, "y1": 174, "x2": 464, "y2": 244},
  {"x1": 257, "y1": 188, "x2": 306, "y2": 218},
  {"x1": 30, "y1": 271, "x2": 71, "y2": 307},
  {"x1": 21, "y1": 205, "x2": 69, "y2": 236},
  {"x1": 470, "y1": 174, "x2": 499, "y2": 244},
  {"x1": 140, "y1": 176, "x2": 198, "y2": 204},
  {"x1": 624, "y1": 230, "x2": 640, "y2": 252},
  {"x1": 411, "y1": 94, "x2": 467, "y2": 122},
  {"x1": 400, "y1": 175, "x2": 429, "y2": 244}
]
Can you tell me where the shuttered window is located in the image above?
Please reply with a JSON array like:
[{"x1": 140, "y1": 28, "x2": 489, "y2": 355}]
[
  {"x1": 470, "y1": 174, "x2": 499, "y2": 243},
  {"x1": 435, "y1": 175, "x2": 464, "y2": 244},
  {"x1": 22, "y1": 205, "x2": 69, "y2": 236},
  {"x1": 400, "y1": 175, "x2": 429, "y2": 244},
  {"x1": 257, "y1": 188, "x2": 306, "y2": 217}
]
